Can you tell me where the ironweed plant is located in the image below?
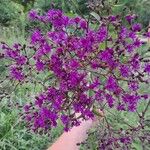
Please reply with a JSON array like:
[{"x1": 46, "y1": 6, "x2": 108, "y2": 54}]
[{"x1": 1, "y1": 9, "x2": 150, "y2": 149}]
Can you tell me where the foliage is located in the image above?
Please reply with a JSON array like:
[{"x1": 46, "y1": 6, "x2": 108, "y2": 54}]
[
  {"x1": 0, "y1": 0, "x2": 22, "y2": 26},
  {"x1": 11, "y1": 0, "x2": 36, "y2": 12},
  {"x1": 0, "y1": 98, "x2": 63, "y2": 150},
  {"x1": 80, "y1": 98, "x2": 150, "y2": 149},
  {"x1": 135, "y1": 0, "x2": 150, "y2": 28},
  {"x1": 34, "y1": 0, "x2": 88, "y2": 14},
  {"x1": 111, "y1": 0, "x2": 150, "y2": 28}
]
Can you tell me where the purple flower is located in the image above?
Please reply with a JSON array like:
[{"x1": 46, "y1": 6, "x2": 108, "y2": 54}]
[
  {"x1": 107, "y1": 59, "x2": 118, "y2": 69},
  {"x1": 26, "y1": 115, "x2": 32, "y2": 122},
  {"x1": 80, "y1": 37, "x2": 92, "y2": 50},
  {"x1": 125, "y1": 14, "x2": 136, "y2": 23},
  {"x1": 82, "y1": 109, "x2": 94, "y2": 119},
  {"x1": 97, "y1": 26, "x2": 108, "y2": 42},
  {"x1": 35, "y1": 95, "x2": 44, "y2": 107},
  {"x1": 88, "y1": 77, "x2": 100, "y2": 89},
  {"x1": 99, "y1": 48, "x2": 113, "y2": 62},
  {"x1": 144, "y1": 32, "x2": 150, "y2": 38},
  {"x1": 119, "y1": 26, "x2": 128, "y2": 39},
  {"x1": 69, "y1": 59, "x2": 80, "y2": 69},
  {"x1": 141, "y1": 94, "x2": 149, "y2": 100},
  {"x1": 105, "y1": 94, "x2": 115, "y2": 108},
  {"x1": 24, "y1": 105, "x2": 30, "y2": 112},
  {"x1": 31, "y1": 30, "x2": 43, "y2": 44},
  {"x1": 120, "y1": 136, "x2": 131, "y2": 144},
  {"x1": 109, "y1": 15, "x2": 117, "y2": 22},
  {"x1": 13, "y1": 43, "x2": 21, "y2": 49},
  {"x1": 133, "y1": 38, "x2": 142, "y2": 48},
  {"x1": 35, "y1": 60, "x2": 44, "y2": 71},
  {"x1": 50, "y1": 54, "x2": 63, "y2": 76},
  {"x1": 28, "y1": 10, "x2": 38, "y2": 20},
  {"x1": 128, "y1": 31, "x2": 136, "y2": 39},
  {"x1": 74, "y1": 16, "x2": 81, "y2": 24},
  {"x1": 10, "y1": 66, "x2": 24, "y2": 81},
  {"x1": 46, "y1": 9, "x2": 70, "y2": 29},
  {"x1": 79, "y1": 19, "x2": 87, "y2": 29},
  {"x1": 5, "y1": 49, "x2": 19, "y2": 59},
  {"x1": 132, "y1": 23, "x2": 142, "y2": 32},
  {"x1": 122, "y1": 94, "x2": 140, "y2": 111},
  {"x1": 68, "y1": 71, "x2": 85, "y2": 88},
  {"x1": 126, "y1": 44, "x2": 134, "y2": 53},
  {"x1": 91, "y1": 60, "x2": 100, "y2": 69},
  {"x1": 130, "y1": 54, "x2": 140, "y2": 71},
  {"x1": 42, "y1": 43, "x2": 51, "y2": 54},
  {"x1": 16, "y1": 55, "x2": 27, "y2": 65},
  {"x1": 128, "y1": 81, "x2": 139, "y2": 91},
  {"x1": 48, "y1": 31, "x2": 67, "y2": 44},
  {"x1": 117, "y1": 104, "x2": 126, "y2": 111},
  {"x1": 56, "y1": 47, "x2": 64, "y2": 54},
  {"x1": 105, "y1": 76, "x2": 118, "y2": 92},
  {"x1": 34, "y1": 116, "x2": 45, "y2": 128},
  {"x1": 119, "y1": 65, "x2": 130, "y2": 77},
  {"x1": 47, "y1": 9, "x2": 62, "y2": 21},
  {"x1": 144, "y1": 63, "x2": 150, "y2": 74},
  {"x1": 40, "y1": 107, "x2": 58, "y2": 127},
  {"x1": 95, "y1": 90, "x2": 104, "y2": 101},
  {"x1": 62, "y1": 16, "x2": 70, "y2": 27},
  {"x1": 128, "y1": 104, "x2": 137, "y2": 112},
  {"x1": 61, "y1": 115, "x2": 69, "y2": 125}
]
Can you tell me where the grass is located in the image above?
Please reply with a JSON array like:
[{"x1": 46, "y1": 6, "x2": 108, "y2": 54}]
[
  {"x1": 0, "y1": 103, "x2": 63, "y2": 150},
  {"x1": 0, "y1": 83, "x2": 63, "y2": 150},
  {"x1": 0, "y1": 90, "x2": 63, "y2": 150}
]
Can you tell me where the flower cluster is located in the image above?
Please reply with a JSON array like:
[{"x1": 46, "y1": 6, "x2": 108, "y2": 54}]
[
  {"x1": 1, "y1": 9, "x2": 150, "y2": 134},
  {"x1": 99, "y1": 136, "x2": 132, "y2": 149}
]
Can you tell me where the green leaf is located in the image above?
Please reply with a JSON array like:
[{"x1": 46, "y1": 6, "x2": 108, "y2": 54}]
[
  {"x1": 90, "y1": 12, "x2": 100, "y2": 21},
  {"x1": 132, "y1": 142, "x2": 142, "y2": 150}
]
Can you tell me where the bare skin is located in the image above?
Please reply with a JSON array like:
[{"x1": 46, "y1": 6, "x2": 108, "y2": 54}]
[{"x1": 48, "y1": 110, "x2": 104, "y2": 150}]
